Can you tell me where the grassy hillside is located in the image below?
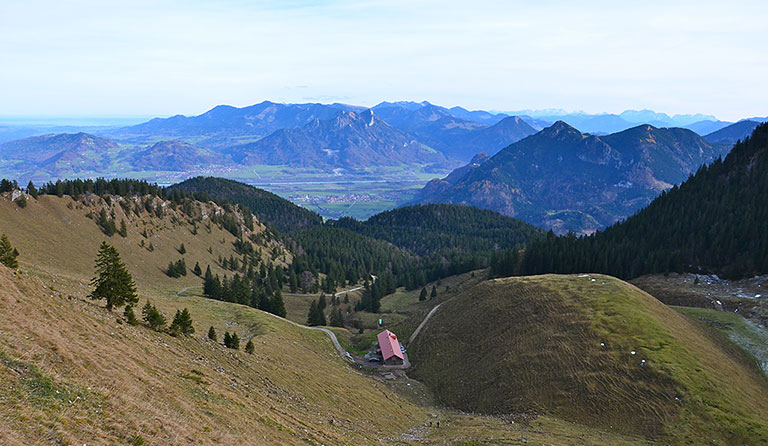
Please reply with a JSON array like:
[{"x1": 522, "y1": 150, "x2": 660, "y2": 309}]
[
  {"x1": 0, "y1": 193, "x2": 282, "y2": 297},
  {"x1": 0, "y1": 265, "x2": 429, "y2": 445},
  {"x1": 409, "y1": 274, "x2": 768, "y2": 444},
  {"x1": 0, "y1": 193, "x2": 433, "y2": 444}
]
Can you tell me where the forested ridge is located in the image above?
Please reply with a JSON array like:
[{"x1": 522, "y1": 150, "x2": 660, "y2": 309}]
[
  {"x1": 331, "y1": 204, "x2": 542, "y2": 257},
  {"x1": 502, "y1": 122, "x2": 768, "y2": 280},
  {"x1": 169, "y1": 176, "x2": 323, "y2": 233}
]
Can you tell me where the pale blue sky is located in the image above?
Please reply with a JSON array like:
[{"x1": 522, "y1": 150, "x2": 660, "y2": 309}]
[{"x1": 1, "y1": 0, "x2": 766, "y2": 121}]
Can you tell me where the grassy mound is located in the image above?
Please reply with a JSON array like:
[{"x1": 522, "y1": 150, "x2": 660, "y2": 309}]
[{"x1": 409, "y1": 274, "x2": 768, "y2": 444}]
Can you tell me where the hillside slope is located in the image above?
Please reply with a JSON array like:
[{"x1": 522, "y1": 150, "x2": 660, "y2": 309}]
[
  {"x1": 0, "y1": 264, "x2": 426, "y2": 445},
  {"x1": 705, "y1": 120, "x2": 761, "y2": 146},
  {"x1": 519, "y1": 122, "x2": 768, "y2": 280},
  {"x1": 0, "y1": 193, "x2": 429, "y2": 445},
  {"x1": 409, "y1": 274, "x2": 768, "y2": 444},
  {"x1": 0, "y1": 132, "x2": 121, "y2": 178}
]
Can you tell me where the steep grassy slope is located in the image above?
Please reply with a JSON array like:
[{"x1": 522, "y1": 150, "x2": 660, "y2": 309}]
[
  {"x1": 0, "y1": 194, "x2": 431, "y2": 444},
  {"x1": 0, "y1": 265, "x2": 428, "y2": 445},
  {"x1": 0, "y1": 193, "x2": 281, "y2": 297},
  {"x1": 409, "y1": 274, "x2": 768, "y2": 444}
]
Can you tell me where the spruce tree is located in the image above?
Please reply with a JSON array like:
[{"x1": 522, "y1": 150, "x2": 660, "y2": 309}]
[
  {"x1": 89, "y1": 242, "x2": 137, "y2": 311},
  {"x1": 330, "y1": 307, "x2": 344, "y2": 327},
  {"x1": 245, "y1": 339, "x2": 255, "y2": 354},
  {"x1": 223, "y1": 331, "x2": 232, "y2": 348},
  {"x1": 118, "y1": 220, "x2": 128, "y2": 238},
  {"x1": 270, "y1": 289, "x2": 287, "y2": 318},
  {"x1": 178, "y1": 243, "x2": 186, "y2": 254},
  {"x1": 419, "y1": 287, "x2": 428, "y2": 301},
  {"x1": 193, "y1": 262, "x2": 202, "y2": 276},
  {"x1": 318, "y1": 293, "x2": 327, "y2": 311},
  {"x1": 169, "y1": 308, "x2": 194, "y2": 336},
  {"x1": 123, "y1": 304, "x2": 139, "y2": 325},
  {"x1": 141, "y1": 301, "x2": 166, "y2": 331},
  {"x1": 230, "y1": 332, "x2": 240, "y2": 350},
  {"x1": 0, "y1": 234, "x2": 19, "y2": 269},
  {"x1": 208, "y1": 326, "x2": 217, "y2": 341},
  {"x1": 26, "y1": 181, "x2": 38, "y2": 199},
  {"x1": 430, "y1": 285, "x2": 437, "y2": 299}
]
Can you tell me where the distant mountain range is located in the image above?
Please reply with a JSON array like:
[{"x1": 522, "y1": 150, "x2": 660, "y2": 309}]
[
  {"x1": 227, "y1": 109, "x2": 446, "y2": 168},
  {"x1": 414, "y1": 121, "x2": 729, "y2": 234},
  {"x1": 704, "y1": 120, "x2": 762, "y2": 146}
]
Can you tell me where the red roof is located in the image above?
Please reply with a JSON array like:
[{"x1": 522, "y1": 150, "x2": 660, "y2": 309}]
[{"x1": 377, "y1": 330, "x2": 404, "y2": 361}]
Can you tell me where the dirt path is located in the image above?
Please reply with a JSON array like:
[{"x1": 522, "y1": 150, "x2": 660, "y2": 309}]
[
  {"x1": 174, "y1": 286, "x2": 198, "y2": 296},
  {"x1": 407, "y1": 303, "x2": 442, "y2": 346},
  {"x1": 260, "y1": 310, "x2": 353, "y2": 363}
]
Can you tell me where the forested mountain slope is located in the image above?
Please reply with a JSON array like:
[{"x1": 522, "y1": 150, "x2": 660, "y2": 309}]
[
  {"x1": 516, "y1": 122, "x2": 768, "y2": 279},
  {"x1": 416, "y1": 121, "x2": 726, "y2": 234}
]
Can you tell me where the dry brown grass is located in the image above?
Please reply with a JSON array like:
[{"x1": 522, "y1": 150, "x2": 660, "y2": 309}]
[{"x1": 0, "y1": 194, "x2": 430, "y2": 444}]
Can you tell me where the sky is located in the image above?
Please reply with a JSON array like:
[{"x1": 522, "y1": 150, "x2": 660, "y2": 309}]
[{"x1": 1, "y1": 0, "x2": 766, "y2": 121}]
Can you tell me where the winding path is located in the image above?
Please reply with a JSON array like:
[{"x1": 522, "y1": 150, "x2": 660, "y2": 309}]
[{"x1": 407, "y1": 303, "x2": 442, "y2": 346}]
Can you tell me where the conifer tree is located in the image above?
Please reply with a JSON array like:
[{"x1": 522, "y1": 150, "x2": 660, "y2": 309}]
[
  {"x1": 123, "y1": 304, "x2": 139, "y2": 326},
  {"x1": 169, "y1": 308, "x2": 194, "y2": 336},
  {"x1": 178, "y1": 243, "x2": 186, "y2": 254},
  {"x1": 289, "y1": 268, "x2": 298, "y2": 293},
  {"x1": 245, "y1": 339, "x2": 255, "y2": 354},
  {"x1": 142, "y1": 301, "x2": 166, "y2": 331},
  {"x1": 208, "y1": 326, "x2": 217, "y2": 341},
  {"x1": 230, "y1": 332, "x2": 240, "y2": 350},
  {"x1": 193, "y1": 262, "x2": 202, "y2": 276},
  {"x1": 318, "y1": 293, "x2": 327, "y2": 311},
  {"x1": 89, "y1": 242, "x2": 137, "y2": 311},
  {"x1": 26, "y1": 181, "x2": 37, "y2": 199},
  {"x1": 430, "y1": 285, "x2": 437, "y2": 299},
  {"x1": 419, "y1": 287, "x2": 428, "y2": 301},
  {"x1": 223, "y1": 331, "x2": 232, "y2": 348},
  {"x1": 270, "y1": 289, "x2": 287, "y2": 318},
  {"x1": 118, "y1": 220, "x2": 128, "y2": 238},
  {"x1": 0, "y1": 234, "x2": 19, "y2": 269},
  {"x1": 330, "y1": 307, "x2": 344, "y2": 327}
]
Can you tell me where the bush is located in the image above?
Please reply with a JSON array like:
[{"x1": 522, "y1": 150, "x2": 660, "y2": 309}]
[{"x1": 14, "y1": 195, "x2": 27, "y2": 208}]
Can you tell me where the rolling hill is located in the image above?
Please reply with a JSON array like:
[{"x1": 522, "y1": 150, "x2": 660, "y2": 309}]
[
  {"x1": 409, "y1": 274, "x2": 768, "y2": 444},
  {"x1": 415, "y1": 121, "x2": 725, "y2": 234},
  {"x1": 227, "y1": 109, "x2": 446, "y2": 169},
  {"x1": 126, "y1": 140, "x2": 230, "y2": 171},
  {"x1": 0, "y1": 132, "x2": 121, "y2": 178}
]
